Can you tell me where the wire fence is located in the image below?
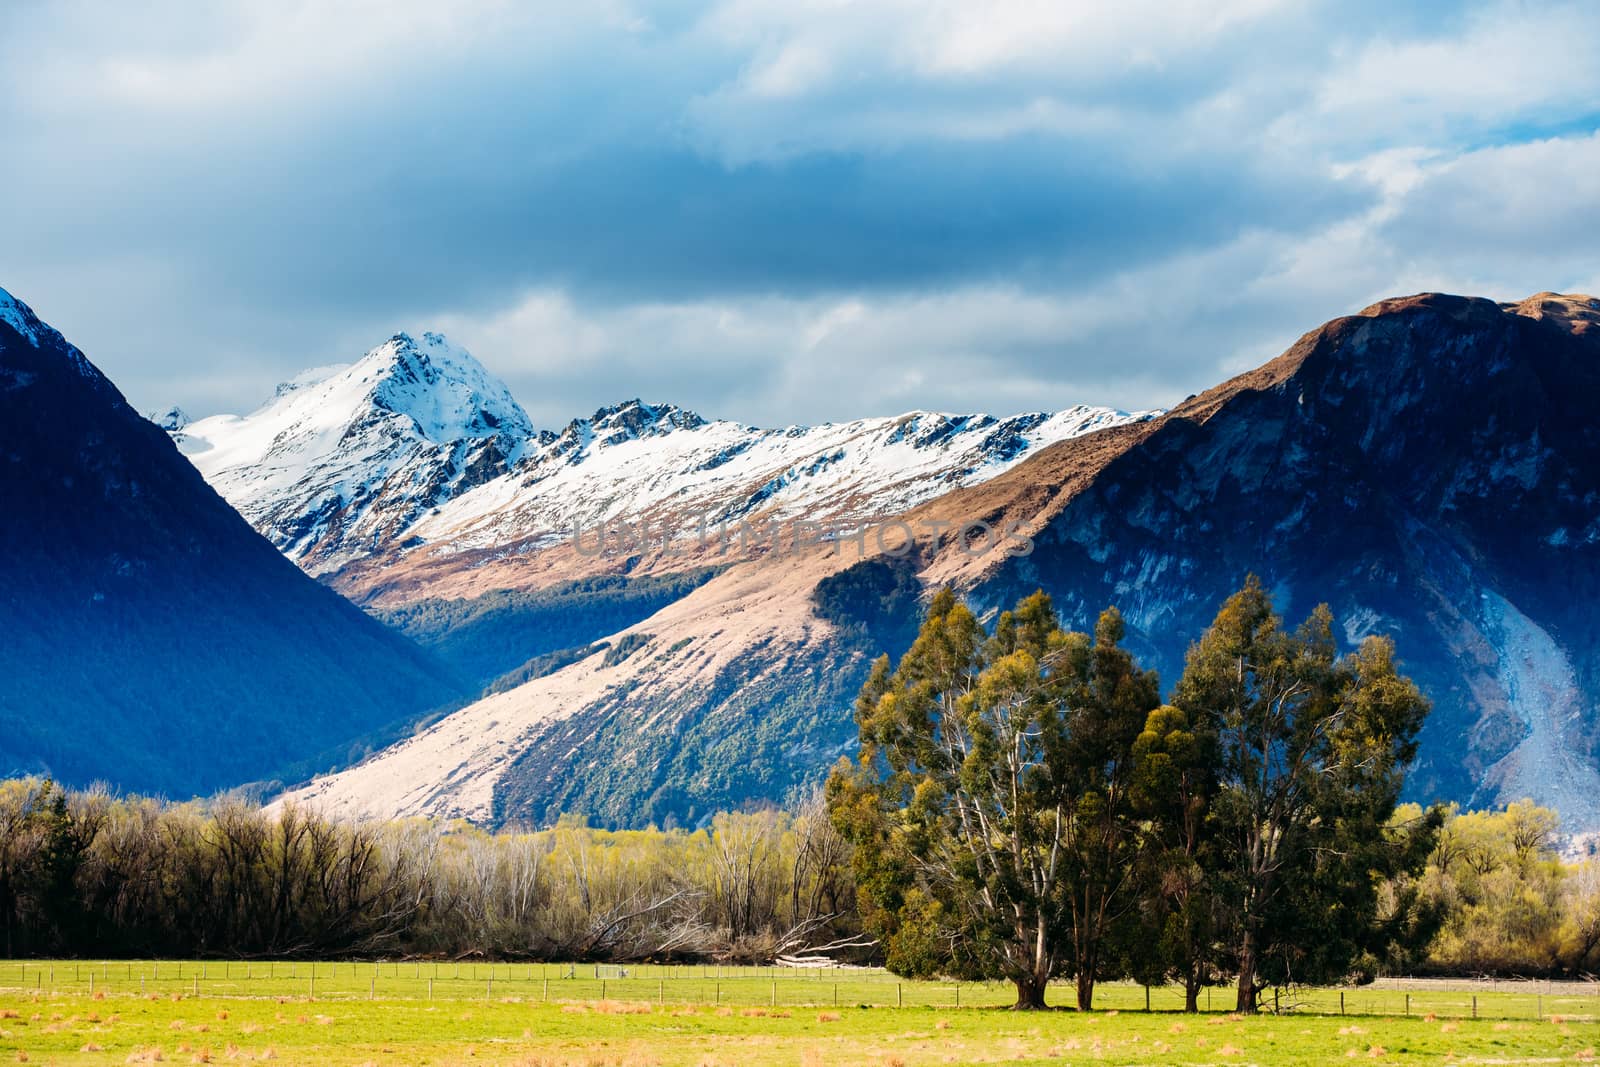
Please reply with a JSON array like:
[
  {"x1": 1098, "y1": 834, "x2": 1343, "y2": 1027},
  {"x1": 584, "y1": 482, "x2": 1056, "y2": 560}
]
[{"x1": 1, "y1": 961, "x2": 1597, "y2": 1021}]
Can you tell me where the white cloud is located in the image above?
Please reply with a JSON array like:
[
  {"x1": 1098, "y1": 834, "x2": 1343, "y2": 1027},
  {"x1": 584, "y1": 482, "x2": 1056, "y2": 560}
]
[{"x1": 1310, "y1": 2, "x2": 1600, "y2": 139}]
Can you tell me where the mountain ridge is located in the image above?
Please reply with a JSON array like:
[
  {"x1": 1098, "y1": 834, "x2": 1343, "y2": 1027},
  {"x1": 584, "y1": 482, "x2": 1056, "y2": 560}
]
[{"x1": 167, "y1": 337, "x2": 1156, "y2": 607}]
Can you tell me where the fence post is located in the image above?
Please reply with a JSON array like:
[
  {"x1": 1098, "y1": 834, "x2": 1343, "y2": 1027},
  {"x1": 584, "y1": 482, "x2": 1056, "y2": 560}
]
[
  {"x1": 1405, "y1": 994, "x2": 1410, "y2": 1016},
  {"x1": 771, "y1": 981, "x2": 777, "y2": 1007},
  {"x1": 955, "y1": 984, "x2": 959, "y2": 1008},
  {"x1": 1340, "y1": 991, "x2": 1345, "y2": 1015},
  {"x1": 1274, "y1": 988, "x2": 1280, "y2": 1015},
  {"x1": 429, "y1": 978, "x2": 434, "y2": 1001},
  {"x1": 488, "y1": 977, "x2": 493, "y2": 1001},
  {"x1": 1145, "y1": 985, "x2": 1151, "y2": 1012},
  {"x1": 1472, "y1": 995, "x2": 1477, "y2": 1019},
  {"x1": 370, "y1": 977, "x2": 375, "y2": 1000},
  {"x1": 898, "y1": 984, "x2": 903, "y2": 1008},
  {"x1": 601, "y1": 979, "x2": 606, "y2": 1000},
  {"x1": 193, "y1": 976, "x2": 199, "y2": 998},
  {"x1": 543, "y1": 979, "x2": 548, "y2": 1001}
]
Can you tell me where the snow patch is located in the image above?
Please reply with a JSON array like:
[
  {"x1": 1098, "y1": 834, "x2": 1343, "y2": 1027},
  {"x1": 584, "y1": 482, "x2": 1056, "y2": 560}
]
[{"x1": 1341, "y1": 606, "x2": 1386, "y2": 644}]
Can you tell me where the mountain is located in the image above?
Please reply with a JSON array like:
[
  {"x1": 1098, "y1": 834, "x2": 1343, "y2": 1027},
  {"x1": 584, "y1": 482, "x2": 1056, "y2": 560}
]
[
  {"x1": 180, "y1": 360, "x2": 1150, "y2": 606},
  {"x1": 174, "y1": 346, "x2": 1151, "y2": 684},
  {"x1": 966, "y1": 291, "x2": 1600, "y2": 827},
  {"x1": 0, "y1": 286, "x2": 467, "y2": 796},
  {"x1": 277, "y1": 291, "x2": 1600, "y2": 833},
  {"x1": 178, "y1": 331, "x2": 536, "y2": 578}
]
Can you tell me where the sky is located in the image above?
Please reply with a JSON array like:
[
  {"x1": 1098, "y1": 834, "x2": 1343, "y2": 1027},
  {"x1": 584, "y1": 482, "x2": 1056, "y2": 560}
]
[{"x1": 2, "y1": 0, "x2": 1598, "y2": 429}]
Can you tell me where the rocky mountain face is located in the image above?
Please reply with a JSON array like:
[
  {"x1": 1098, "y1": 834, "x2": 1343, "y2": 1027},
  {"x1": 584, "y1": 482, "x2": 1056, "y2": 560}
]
[
  {"x1": 974, "y1": 292, "x2": 1600, "y2": 826},
  {"x1": 277, "y1": 291, "x2": 1600, "y2": 834},
  {"x1": 0, "y1": 287, "x2": 467, "y2": 796}
]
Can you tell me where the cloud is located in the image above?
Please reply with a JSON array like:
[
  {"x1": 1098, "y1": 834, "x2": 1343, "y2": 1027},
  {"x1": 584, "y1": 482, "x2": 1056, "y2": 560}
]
[
  {"x1": 1307, "y1": 2, "x2": 1600, "y2": 147},
  {"x1": 0, "y1": 0, "x2": 1596, "y2": 427}
]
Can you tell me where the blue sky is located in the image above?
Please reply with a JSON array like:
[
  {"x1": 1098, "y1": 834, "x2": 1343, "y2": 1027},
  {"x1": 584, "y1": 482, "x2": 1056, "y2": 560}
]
[{"x1": 2, "y1": 0, "x2": 1598, "y2": 427}]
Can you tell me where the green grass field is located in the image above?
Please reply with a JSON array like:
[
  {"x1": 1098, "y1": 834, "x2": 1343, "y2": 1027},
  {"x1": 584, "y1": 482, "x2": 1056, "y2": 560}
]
[{"x1": 1, "y1": 962, "x2": 1597, "y2": 1065}]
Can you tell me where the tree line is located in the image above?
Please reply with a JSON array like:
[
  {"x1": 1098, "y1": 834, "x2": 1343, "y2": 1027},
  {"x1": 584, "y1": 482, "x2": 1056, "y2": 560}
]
[{"x1": 0, "y1": 783, "x2": 859, "y2": 965}]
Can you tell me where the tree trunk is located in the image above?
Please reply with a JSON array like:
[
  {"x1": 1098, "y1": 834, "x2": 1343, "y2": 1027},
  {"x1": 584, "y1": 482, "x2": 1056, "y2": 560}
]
[
  {"x1": 1012, "y1": 972, "x2": 1049, "y2": 1010},
  {"x1": 1235, "y1": 931, "x2": 1258, "y2": 1014},
  {"x1": 1076, "y1": 969, "x2": 1096, "y2": 1011},
  {"x1": 1184, "y1": 967, "x2": 1201, "y2": 1014}
]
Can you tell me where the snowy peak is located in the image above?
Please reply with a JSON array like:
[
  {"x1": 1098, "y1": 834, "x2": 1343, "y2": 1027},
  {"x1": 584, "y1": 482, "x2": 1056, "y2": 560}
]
[
  {"x1": 189, "y1": 331, "x2": 533, "y2": 474},
  {"x1": 546, "y1": 399, "x2": 709, "y2": 458},
  {"x1": 347, "y1": 331, "x2": 535, "y2": 446},
  {"x1": 177, "y1": 332, "x2": 536, "y2": 573},
  {"x1": 589, "y1": 399, "x2": 707, "y2": 442}
]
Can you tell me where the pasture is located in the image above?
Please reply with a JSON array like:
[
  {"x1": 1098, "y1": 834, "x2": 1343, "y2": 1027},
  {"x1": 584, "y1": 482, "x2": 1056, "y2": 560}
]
[{"x1": 1, "y1": 962, "x2": 1597, "y2": 1065}]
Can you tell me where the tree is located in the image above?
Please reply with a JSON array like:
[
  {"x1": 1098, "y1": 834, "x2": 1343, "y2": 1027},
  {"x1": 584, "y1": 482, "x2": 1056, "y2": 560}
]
[
  {"x1": 1416, "y1": 802, "x2": 1570, "y2": 975},
  {"x1": 1173, "y1": 577, "x2": 1437, "y2": 1011},
  {"x1": 828, "y1": 588, "x2": 1159, "y2": 1009},
  {"x1": 1128, "y1": 704, "x2": 1220, "y2": 1011},
  {"x1": 1054, "y1": 606, "x2": 1162, "y2": 1009}
]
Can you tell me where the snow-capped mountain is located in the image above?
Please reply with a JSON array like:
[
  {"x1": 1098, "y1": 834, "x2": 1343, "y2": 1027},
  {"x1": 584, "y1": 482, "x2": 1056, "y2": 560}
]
[
  {"x1": 403, "y1": 400, "x2": 1149, "y2": 558},
  {"x1": 171, "y1": 339, "x2": 1155, "y2": 597},
  {"x1": 177, "y1": 332, "x2": 536, "y2": 576}
]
